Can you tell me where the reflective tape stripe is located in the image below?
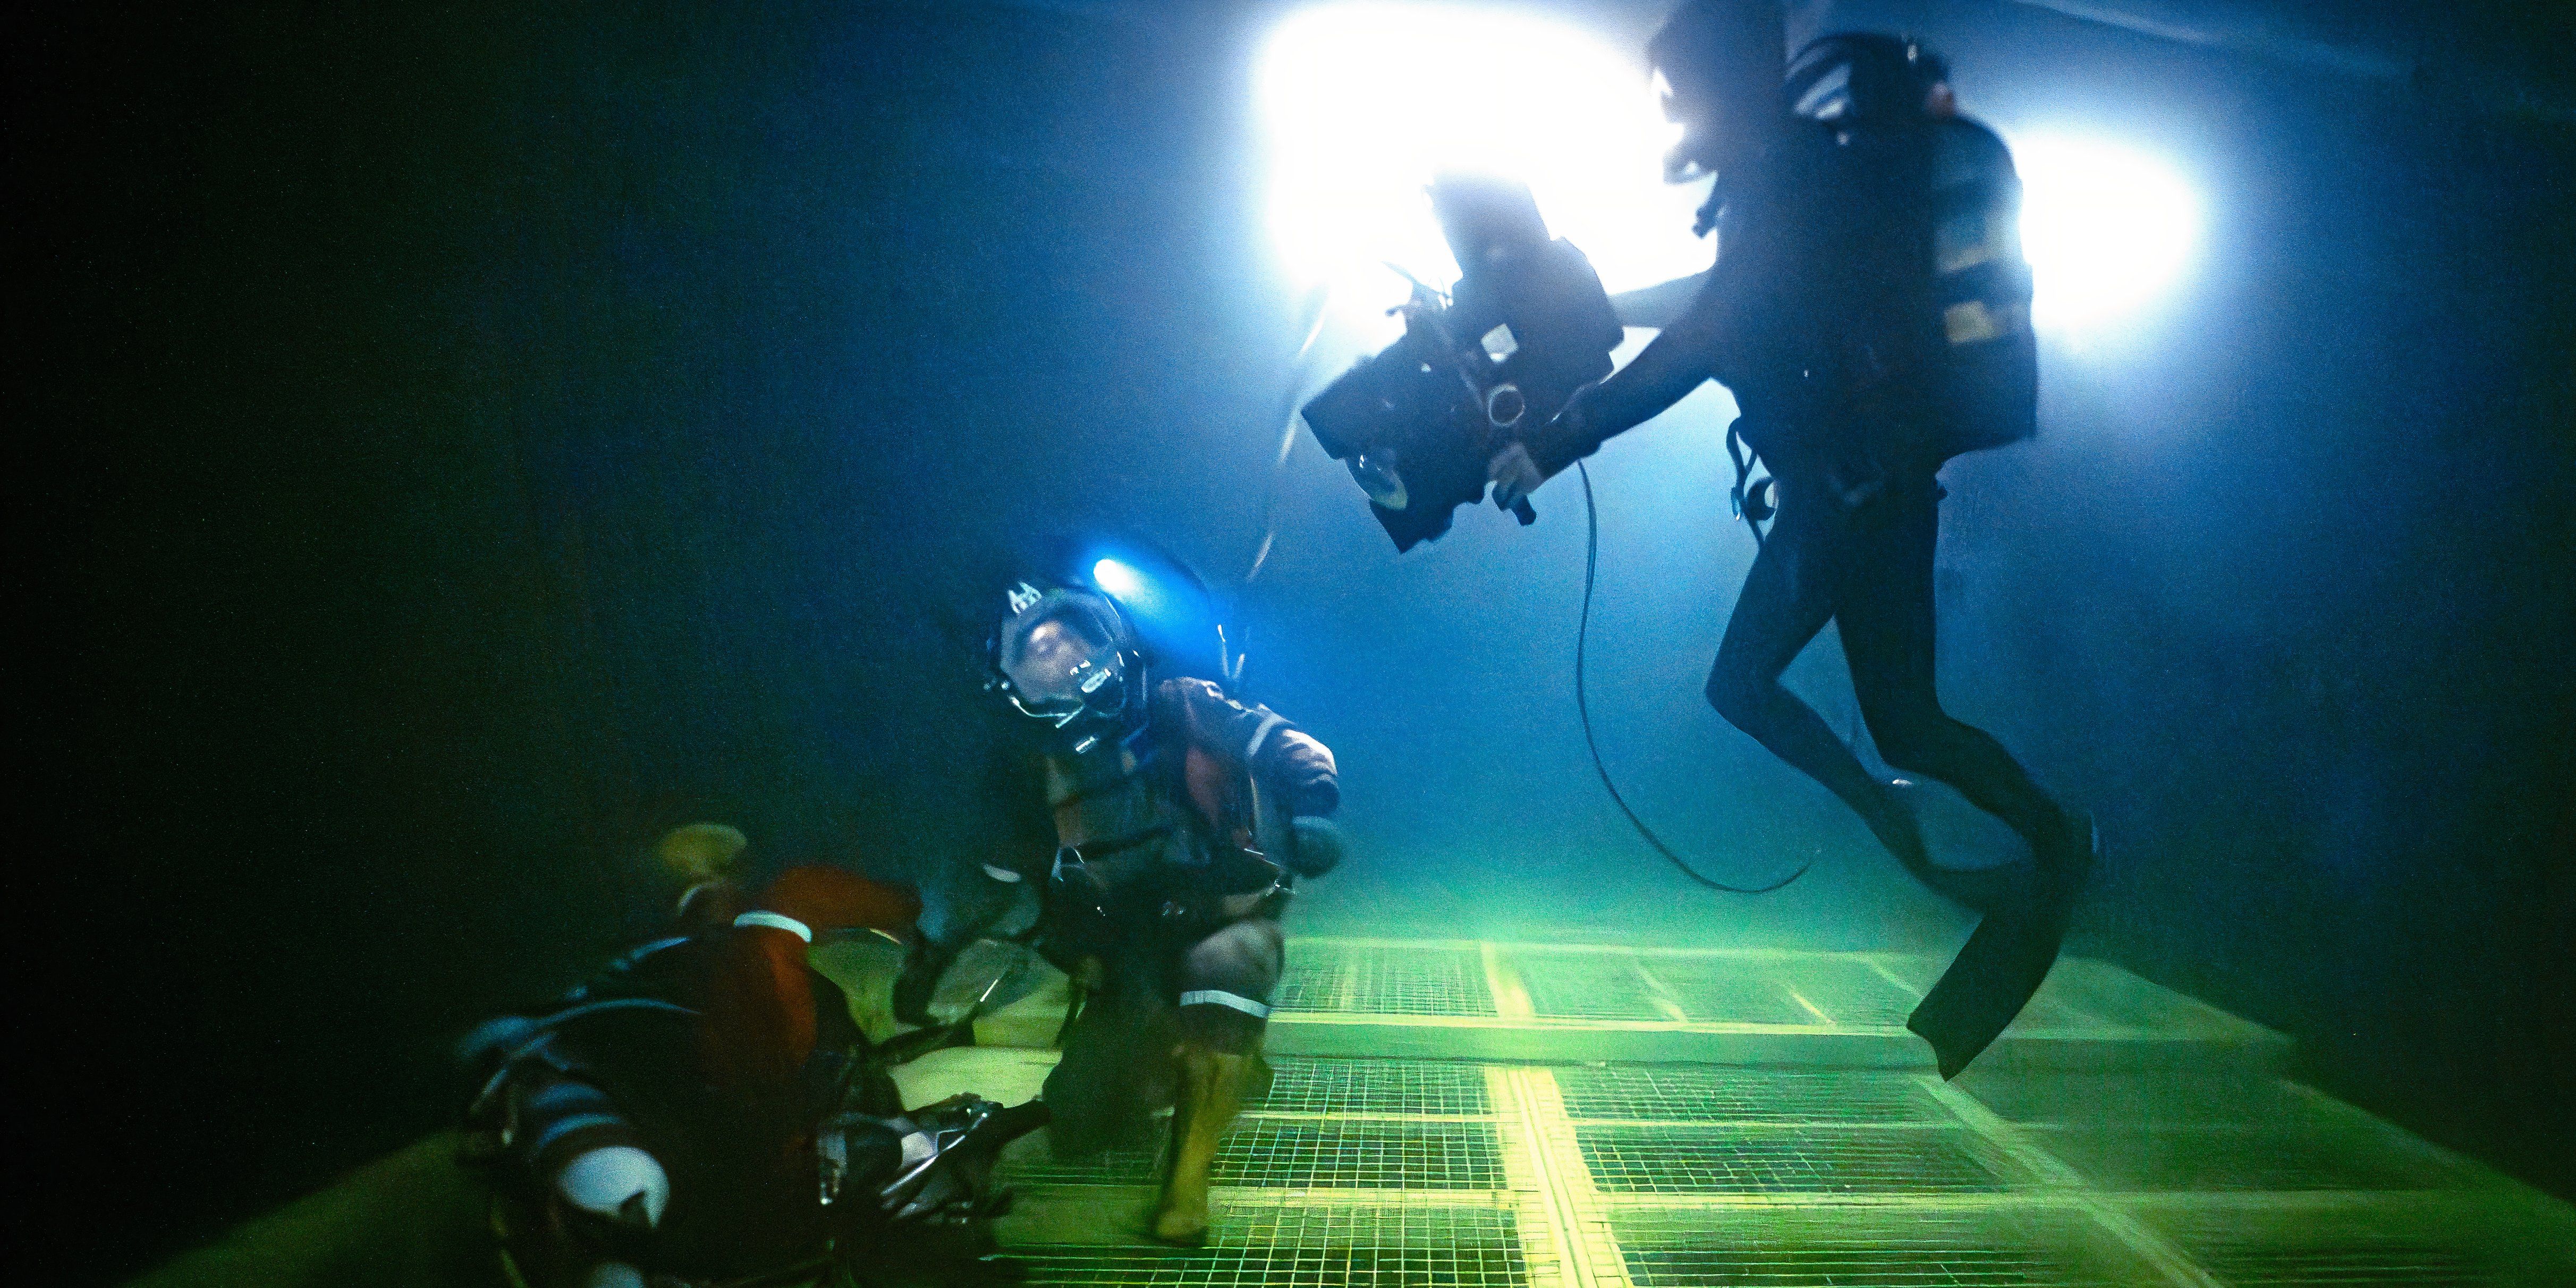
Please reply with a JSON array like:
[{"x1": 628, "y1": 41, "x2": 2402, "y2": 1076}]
[
  {"x1": 734, "y1": 910, "x2": 812, "y2": 942},
  {"x1": 1244, "y1": 713, "x2": 1287, "y2": 760},
  {"x1": 1179, "y1": 989, "x2": 1272, "y2": 1019},
  {"x1": 981, "y1": 863, "x2": 1024, "y2": 884},
  {"x1": 529, "y1": 1112, "x2": 627, "y2": 1157}
]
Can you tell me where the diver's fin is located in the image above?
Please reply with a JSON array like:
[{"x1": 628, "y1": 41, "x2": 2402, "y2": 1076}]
[
  {"x1": 1909, "y1": 809, "x2": 2102, "y2": 1077},
  {"x1": 1907, "y1": 912, "x2": 2069, "y2": 1079}
]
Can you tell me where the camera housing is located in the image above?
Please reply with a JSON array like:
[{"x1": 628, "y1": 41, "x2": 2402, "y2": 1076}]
[{"x1": 1300, "y1": 176, "x2": 1623, "y2": 551}]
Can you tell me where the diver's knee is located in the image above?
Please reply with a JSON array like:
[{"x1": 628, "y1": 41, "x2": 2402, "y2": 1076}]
[
  {"x1": 1179, "y1": 922, "x2": 1283, "y2": 1053},
  {"x1": 1704, "y1": 666, "x2": 1765, "y2": 728},
  {"x1": 1863, "y1": 708, "x2": 1951, "y2": 773},
  {"x1": 1184, "y1": 921, "x2": 1284, "y2": 995}
]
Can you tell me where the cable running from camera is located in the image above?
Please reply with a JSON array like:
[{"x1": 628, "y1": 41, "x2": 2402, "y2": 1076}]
[{"x1": 1575, "y1": 461, "x2": 1810, "y2": 894}]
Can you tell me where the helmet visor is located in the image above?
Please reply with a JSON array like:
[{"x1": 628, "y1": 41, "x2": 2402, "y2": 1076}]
[{"x1": 999, "y1": 594, "x2": 1126, "y2": 712}]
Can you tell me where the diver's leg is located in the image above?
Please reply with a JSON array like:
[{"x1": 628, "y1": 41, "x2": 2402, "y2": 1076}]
[
  {"x1": 1834, "y1": 476, "x2": 2095, "y2": 1077},
  {"x1": 1707, "y1": 489, "x2": 1934, "y2": 872},
  {"x1": 1041, "y1": 953, "x2": 1158, "y2": 1160},
  {"x1": 1151, "y1": 919, "x2": 1284, "y2": 1246},
  {"x1": 1836, "y1": 477, "x2": 2089, "y2": 895}
]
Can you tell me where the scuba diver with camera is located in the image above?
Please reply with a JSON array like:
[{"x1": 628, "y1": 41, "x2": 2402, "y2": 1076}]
[
  {"x1": 461, "y1": 861, "x2": 1045, "y2": 1288},
  {"x1": 1480, "y1": 2, "x2": 2099, "y2": 1078},
  {"x1": 896, "y1": 556, "x2": 1342, "y2": 1246}
]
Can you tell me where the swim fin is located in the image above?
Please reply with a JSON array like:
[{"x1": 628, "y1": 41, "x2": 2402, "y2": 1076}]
[
  {"x1": 1906, "y1": 909, "x2": 2069, "y2": 1079},
  {"x1": 1907, "y1": 814, "x2": 2099, "y2": 1079}
]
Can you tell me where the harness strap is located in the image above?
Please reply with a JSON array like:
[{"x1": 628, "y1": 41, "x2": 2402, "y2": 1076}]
[{"x1": 1727, "y1": 420, "x2": 1774, "y2": 549}]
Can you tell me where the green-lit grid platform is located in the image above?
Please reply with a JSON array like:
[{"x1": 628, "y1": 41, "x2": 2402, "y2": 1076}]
[
  {"x1": 926, "y1": 937, "x2": 2576, "y2": 1288},
  {"x1": 963, "y1": 939, "x2": 2297, "y2": 1074}
]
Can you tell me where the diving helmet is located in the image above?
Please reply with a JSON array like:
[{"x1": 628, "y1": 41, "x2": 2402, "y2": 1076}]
[{"x1": 988, "y1": 580, "x2": 1145, "y2": 742}]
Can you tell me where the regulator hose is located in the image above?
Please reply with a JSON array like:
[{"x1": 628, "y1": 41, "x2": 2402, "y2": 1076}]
[{"x1": 1575, "y1": 461, "x2": 1810, "y2": 894}]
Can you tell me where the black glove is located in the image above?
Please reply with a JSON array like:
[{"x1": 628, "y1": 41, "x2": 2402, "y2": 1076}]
[
  {"x1": 1488, "y1": 380, "x2": 1602, "y2": 513},
  {"x1": 1286, "y1": 816, "x2": 1345, "y2": 878}
]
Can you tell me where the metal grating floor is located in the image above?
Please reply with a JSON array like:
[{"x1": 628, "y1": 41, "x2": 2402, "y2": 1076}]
[
  {"x1": 1633, "y1": 958, "x2": 1828, "y2": 1026},
  {"x1": 1250, "y1": 1058, "x2": 1493, "y2": 1117},
  {"x1": 1776, "y1": 956, "x2": 1926, "y2": 1027},
  {"x1": 2142, "y1": 1202, "x2": 2562, "y2": 1287},
  {"x1": 1275, "y1": 944, "x2": 1497, "y2": 1018},
  {"x1": 1555, "y1": 1065, "x2": 1942, "y2": 1124},
  {"x1": 1622, "y1": 1244, "x2": 2123, "y2": 1287},
  {"x1": 1218, "y1": 1119, "x2": 1510, "y2": 1190},
  {"x1": 2039, "y1": 1124, "x2": 2451, "y2": 1193},
  {"x1": 1000, "y1": 1136, "x2": 1169, "y2": 1187},
  {"x1": 1515, "y1": 953, "x2": 1673, "y2": 1022},
  {"x1": 1018, "y1": 1205, "x2": 1532, "y2": 1287},
  {"x1": 2186, "y1": 1245, "x2": 2492, "y2": 1287},
  {"x1": 995, "y1": 940, "x2": 2575, "y2": 1287},
  {"x1": 1609, "y1": 1207, "x2": 2142, "y2": 1288},
  {"x1": 1576, "y1": 1123, "x2": 2011, "y2": 1194}
]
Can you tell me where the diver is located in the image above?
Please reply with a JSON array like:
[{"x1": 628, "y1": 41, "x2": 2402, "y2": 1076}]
[
  {"x1": 1485, "y1": 4, "x2": 2096, "y2": 1077},
  {"x1": 899, "y1": 566, "x2": 1343, "y2": 1245},
  {"x1": 462, "y1": 863, "x2": 1045, "y2": 1288}
]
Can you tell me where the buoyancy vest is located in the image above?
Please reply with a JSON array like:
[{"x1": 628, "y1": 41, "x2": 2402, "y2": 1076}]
[{"x1": 1709, "y1": 114, "x2": 2037, "y2": 476}]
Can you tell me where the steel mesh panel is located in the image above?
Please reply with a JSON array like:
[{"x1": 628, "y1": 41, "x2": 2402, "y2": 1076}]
[
  {"x1": 1775, "y1": 957, "x2": 1920, "y2": 1027},
  {"x1": 1015, "y1": 1206, "x2": 1529, "y2": 1287},
  {"x1": 1249, "y1": 1058, "x2": 1493, "y2": 1117},
  {"x1": 1554, "y1": 1065, "x2": 1941, "y2": 1124},
  {"x1": 1962, "y1": 1074, "x2": 2316, "y2": 1128},
  {"x1": 2189, "y1": 1245, "x2": 2492, "y2": 1287},
  {"x1": 1634, "y1": 959, "x2": 1821, "y2": 1026},
  {"x1": 1614, "y1": 1207, "x2": 2122, "y2": 1287},
  {"x1": 1217, "y1": 1119, "x2": 1509, "y2": 1189},
  {"x1": 1576, "y1": 1124, "x2": 2010, "y2": 1194},
  {"x1": 2043, "y1": 1125, "x2": 2454, "y2": 1193},
  {"x1": 1514, "y1": 952, "x2": 1669, "y2": 1021},
  {"x1": 2149, "y1": 1204, "x2": 2555, "y2": 1287},
  {"x1": 1623, "y1": 1244, "x2": 2122, "y2": 1287},
  {"x1": 1275, "y1": 946, "x2": 1496, "y2": 1018},
  {"x1": 999, "y1": 1128, "x2": 1167, "y2": 1187}
]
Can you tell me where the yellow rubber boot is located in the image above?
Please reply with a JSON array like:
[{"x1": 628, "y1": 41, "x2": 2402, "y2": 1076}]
[{"x1": 1151, "y1": 1046, "x2": 1250, "y2": 1246}]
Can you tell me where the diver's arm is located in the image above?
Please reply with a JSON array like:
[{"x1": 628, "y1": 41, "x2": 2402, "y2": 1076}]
[
  {"x1": 1155, "y1": 678, "x2": 1340, "y2": 818},
  {"x1": 1489, "y1": 276, "x2": 1728, "y2": 506},
  {"x1": 1549, "y1": 308, "x2": 1726, "y2": 465}
]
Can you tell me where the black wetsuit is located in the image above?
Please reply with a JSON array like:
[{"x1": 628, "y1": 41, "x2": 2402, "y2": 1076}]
[{"x1": 1544, "y1": 110, "x2": 2074, "y2": 912}]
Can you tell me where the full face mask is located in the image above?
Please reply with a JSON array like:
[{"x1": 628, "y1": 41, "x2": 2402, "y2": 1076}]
[{"x1": 992, "y1": 583, "x2": 1140, "y2": 740}]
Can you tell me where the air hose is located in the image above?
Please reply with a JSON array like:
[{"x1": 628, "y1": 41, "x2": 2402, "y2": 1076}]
[{"x1": 1574, "y1": 461, "x2": 1810, "y2": 894}]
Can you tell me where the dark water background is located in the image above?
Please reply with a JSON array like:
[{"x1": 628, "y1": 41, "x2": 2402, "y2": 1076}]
[{"x1": 23, "y1": 0, "x2": 2572, "y2": 1278}]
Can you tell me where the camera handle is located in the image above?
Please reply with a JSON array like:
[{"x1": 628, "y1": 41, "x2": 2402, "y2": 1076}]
[{"x1": 1478, "y1": 381, "x2": 1537, "y2": 525}]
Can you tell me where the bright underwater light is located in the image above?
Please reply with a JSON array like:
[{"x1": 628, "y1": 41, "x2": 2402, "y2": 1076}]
[
  {"x1": 1258, "y1": 3, "x2": 1714, "y2": 332},
  {"x1": 2009, "y1": 132, "x2": 2202, "y2": 331},
  {"x1": 1090, "y1": 557, "x2": 1149, "y2": 604}
]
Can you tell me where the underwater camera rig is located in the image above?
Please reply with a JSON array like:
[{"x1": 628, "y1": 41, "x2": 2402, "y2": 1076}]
[{"x1": 1300, "y1": 175, "x2": 1625, "y2": 552}]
